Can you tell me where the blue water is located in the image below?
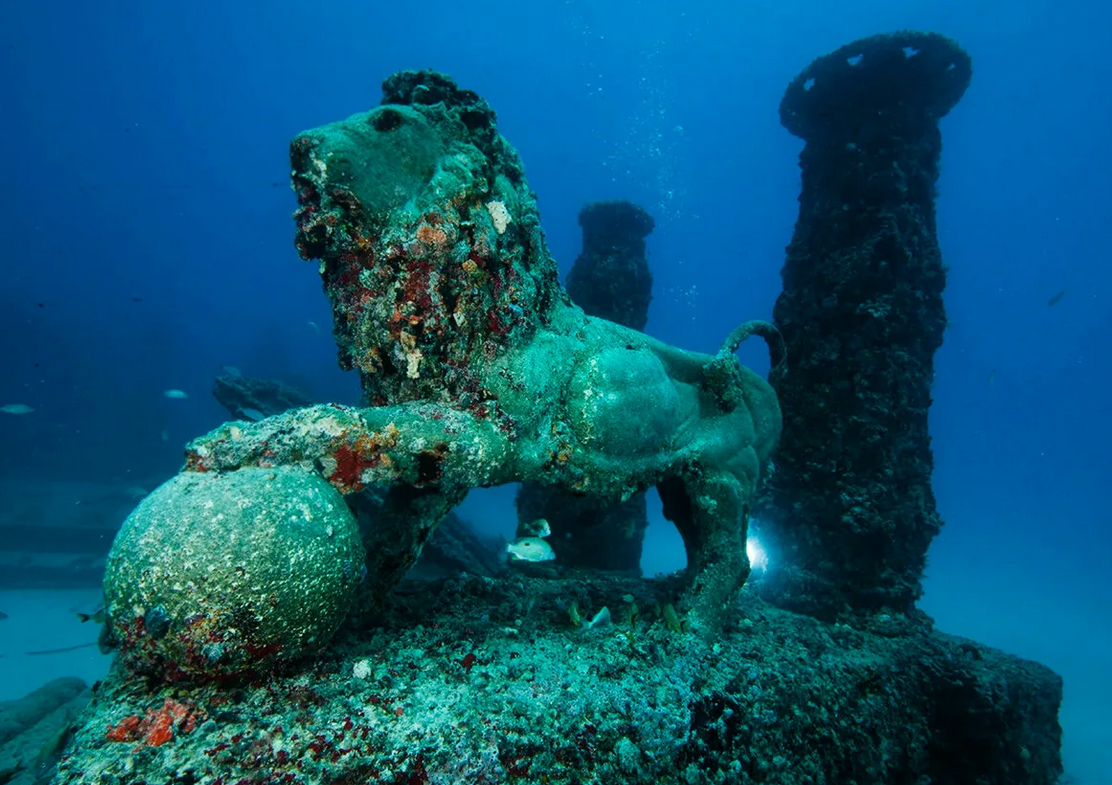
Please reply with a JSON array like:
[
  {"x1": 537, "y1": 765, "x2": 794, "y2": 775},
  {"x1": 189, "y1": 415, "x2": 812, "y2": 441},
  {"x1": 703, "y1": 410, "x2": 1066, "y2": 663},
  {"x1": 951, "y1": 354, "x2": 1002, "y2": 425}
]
[{"x1": 1, "y1": 1, "x2": 1109, "y2": 780}]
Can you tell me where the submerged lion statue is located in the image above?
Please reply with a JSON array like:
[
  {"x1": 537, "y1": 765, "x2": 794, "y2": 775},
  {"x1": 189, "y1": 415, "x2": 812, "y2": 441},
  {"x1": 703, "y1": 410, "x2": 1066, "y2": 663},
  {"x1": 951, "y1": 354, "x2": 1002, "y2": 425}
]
[{"x1": 105, "y1": 71, "x2": 783, "y2": 679}]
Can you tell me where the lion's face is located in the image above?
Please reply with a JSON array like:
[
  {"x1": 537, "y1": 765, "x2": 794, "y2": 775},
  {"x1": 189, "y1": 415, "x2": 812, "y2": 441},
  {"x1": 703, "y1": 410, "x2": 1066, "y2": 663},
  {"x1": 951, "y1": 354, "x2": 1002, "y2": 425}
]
[{"x1": 288, "y1": 74, "x2": 564, "y2": 411}]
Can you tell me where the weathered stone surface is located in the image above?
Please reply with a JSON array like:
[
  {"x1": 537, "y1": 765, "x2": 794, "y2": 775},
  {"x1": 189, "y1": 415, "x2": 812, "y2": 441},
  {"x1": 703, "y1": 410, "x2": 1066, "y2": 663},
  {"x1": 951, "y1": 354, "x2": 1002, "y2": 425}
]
[
  {"x1": 103, "y1": 467, "x2": 364, "y2": 679},
  {"x1": 566, "y1": 200, "x2": 654, "y2": 332},
  {"x1": 761, "y1": 32, "x2": 973, "y2": 619},
  {"x1": 0, "y1": 677, "x2": 87, "y2": 748},
  {"x1": 0, "y1": 679, "x2": 89, "y2": 785},
  {"x1": 55, "y1": 578, "x2": 1063, "y2": 785}
]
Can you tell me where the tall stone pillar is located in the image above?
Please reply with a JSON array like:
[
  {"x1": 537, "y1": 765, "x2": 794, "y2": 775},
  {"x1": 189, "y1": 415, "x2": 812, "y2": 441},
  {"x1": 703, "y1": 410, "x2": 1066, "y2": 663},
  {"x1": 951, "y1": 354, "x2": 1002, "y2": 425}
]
[
  {"x1": 760, "y1": 32, "x2": 972, "y2": 619},
  {"x1": 566, "y1": 200, "x2": 654, "y2": 330},
  {"x1": 515, "y1": 200, "x2": 654, "y2": 572}
]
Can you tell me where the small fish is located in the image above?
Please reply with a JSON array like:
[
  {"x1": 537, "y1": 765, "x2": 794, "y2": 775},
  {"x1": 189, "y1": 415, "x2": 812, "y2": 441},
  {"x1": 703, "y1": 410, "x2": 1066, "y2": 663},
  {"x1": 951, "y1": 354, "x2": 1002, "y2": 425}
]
[
  {"x1": 516, "y1": 517, "x2": 551, "y2": 538},
  {"x1": 586, "y1": 606, "x2": 612, "y2": 630},
  {"x1": 307, "y1": 320, "x2": 321, "y2": 335},
  {"x1": 1047, "y1": 290, "x2": 1066, "y2": 306},
  {"x1": 76, "y1": 608, "x2": 106, "y2": 624},
  {"x1": 160, "y1": 430, "x2": 169, "y2": 441},
  {"x1": 0, "y1": 610, "x2": 8, "y2": 621},
  {"x1": 506, "y1": 536, "x2": 556, "y2": 563},
  {"x1": 240, "y1": 407, "x2": 265, "y2": 422},
  {"x1": 163, "y1": 389, "x2": 189, "y2": 399},
  {"x1": 221, "y1": 364, "x2": 242, "y2": 377},
  {"x1": 987, "y1": 369, "x2": 997, "y2": 386},
  {"x1": 130, "y1": 296, "x2": 145, "y2": 303},
  {"x1": 662, "y1": 603, "x2": 684, "y2": 633},
  {"x1": 0, "y1": 403, "x2": 34, "y2": 415}
]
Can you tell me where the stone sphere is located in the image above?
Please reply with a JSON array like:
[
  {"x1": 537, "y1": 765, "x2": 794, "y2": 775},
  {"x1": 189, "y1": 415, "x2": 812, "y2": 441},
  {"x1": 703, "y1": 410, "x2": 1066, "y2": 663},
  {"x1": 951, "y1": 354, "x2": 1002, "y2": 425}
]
[{"x1": 104, "y1": 466, "x2": 364, "y2": 680}]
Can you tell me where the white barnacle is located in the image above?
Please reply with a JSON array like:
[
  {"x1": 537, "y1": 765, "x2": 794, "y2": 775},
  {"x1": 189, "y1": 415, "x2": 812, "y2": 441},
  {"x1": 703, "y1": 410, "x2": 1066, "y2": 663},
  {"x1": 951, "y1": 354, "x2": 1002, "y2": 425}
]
[
  {"x1": 406, "y1": 350, "x2": 422, "y2": 379},
  {"x1": 399, "y1": 331, "x2": 423, "y2": 378},
  {"x1": 311, "y1": 151, "x2": 329, "y2": 180},
  {"x1": 486, "y1": 200, "x2": 512, "y2": 235}
]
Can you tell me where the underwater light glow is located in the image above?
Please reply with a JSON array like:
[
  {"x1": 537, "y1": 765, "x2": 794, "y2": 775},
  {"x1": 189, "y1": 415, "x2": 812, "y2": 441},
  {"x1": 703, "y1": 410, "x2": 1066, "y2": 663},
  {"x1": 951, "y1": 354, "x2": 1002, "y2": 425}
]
[{"x1": 747, "y1": 533, "x2": 769, "y2": 573}]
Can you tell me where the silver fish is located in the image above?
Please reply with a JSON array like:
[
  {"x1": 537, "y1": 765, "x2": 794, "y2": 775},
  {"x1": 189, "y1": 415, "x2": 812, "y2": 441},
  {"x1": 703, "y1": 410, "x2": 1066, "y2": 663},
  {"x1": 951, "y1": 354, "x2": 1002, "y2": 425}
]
[
  {"x1": 586, "y1": 606, "x2": 612, "y2": 630},
  {"x1": 0, "y1": 403, "x2": 33, "y2": 415},
  {"x1": 506, "y1": 536, "x2": 555, "y2": 563},
  {"x1": 516, "y1": 518, "x2": 551, "y2": 538},
  {"x1": 163, "y1": 389, "x2": 189, "y2": 399}
]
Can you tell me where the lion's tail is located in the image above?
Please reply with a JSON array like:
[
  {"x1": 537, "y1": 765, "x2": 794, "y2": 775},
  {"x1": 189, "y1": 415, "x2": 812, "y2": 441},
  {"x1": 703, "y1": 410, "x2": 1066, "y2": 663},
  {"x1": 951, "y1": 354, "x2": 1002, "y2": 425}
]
[{"x1": 717, "y1": 320, "x2": 786, "y2": 376}]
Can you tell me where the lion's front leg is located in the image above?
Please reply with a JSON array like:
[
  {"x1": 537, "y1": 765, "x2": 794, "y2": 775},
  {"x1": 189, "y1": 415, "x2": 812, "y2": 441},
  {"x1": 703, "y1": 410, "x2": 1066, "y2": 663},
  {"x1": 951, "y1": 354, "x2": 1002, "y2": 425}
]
[
  {"x1": 185, "y1": 401, "x2": 514, "y2": 609},
  {"x1": 185, "y1": 402, "x2": 512, "y2": 493}
]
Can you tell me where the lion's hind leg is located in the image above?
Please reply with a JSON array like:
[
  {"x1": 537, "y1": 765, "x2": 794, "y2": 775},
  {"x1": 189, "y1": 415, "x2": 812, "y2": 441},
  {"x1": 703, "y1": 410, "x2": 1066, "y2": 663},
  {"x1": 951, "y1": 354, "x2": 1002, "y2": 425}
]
[{"x1": 657, "y1": 470, "x2": 751, "y2": 633}]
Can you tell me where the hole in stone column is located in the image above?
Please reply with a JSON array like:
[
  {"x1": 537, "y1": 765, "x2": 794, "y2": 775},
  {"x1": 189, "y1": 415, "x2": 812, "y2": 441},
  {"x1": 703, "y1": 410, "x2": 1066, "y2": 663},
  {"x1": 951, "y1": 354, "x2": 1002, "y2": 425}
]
[
  {"x1": 847, "y1": 54, "x2": 863, "y2": 66},
  {"x1": 902, "y1": 46, "x2": 920, "y2": 58},
  {"x1": 803, "y1": 77, "x2": 815, "y2": 91}
]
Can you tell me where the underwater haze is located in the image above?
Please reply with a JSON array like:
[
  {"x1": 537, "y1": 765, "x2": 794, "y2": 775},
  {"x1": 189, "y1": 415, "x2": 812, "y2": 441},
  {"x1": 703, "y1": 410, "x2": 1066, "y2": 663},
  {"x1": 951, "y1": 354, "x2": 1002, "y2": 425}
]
[{"x1": 0, "y1": 1, "x2": 1109, "y2": 782}]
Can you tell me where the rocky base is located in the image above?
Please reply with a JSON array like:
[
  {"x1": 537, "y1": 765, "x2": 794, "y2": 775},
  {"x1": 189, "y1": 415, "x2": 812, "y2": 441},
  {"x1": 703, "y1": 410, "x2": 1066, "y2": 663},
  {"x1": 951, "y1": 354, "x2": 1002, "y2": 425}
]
[
  {"x1": 0, "y1": 677, "x2": 90, "y2": 785},
  {"x1": 55, "y1": 574, "x2": 1062, "y2": 785}
]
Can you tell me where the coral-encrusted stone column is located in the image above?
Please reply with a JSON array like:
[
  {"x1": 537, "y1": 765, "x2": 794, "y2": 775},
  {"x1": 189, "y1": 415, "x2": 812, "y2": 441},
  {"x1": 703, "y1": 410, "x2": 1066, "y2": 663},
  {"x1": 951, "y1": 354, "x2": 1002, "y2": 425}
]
[
  {"x1": 516, "y1": 201, "x2": 655, "y2": 572},
  {"x1": 761, "y1": 32, "x2": 972, "y2": 620},
  {"x1": 566, "y1": 200, "x2": 654, "y2": 330}
]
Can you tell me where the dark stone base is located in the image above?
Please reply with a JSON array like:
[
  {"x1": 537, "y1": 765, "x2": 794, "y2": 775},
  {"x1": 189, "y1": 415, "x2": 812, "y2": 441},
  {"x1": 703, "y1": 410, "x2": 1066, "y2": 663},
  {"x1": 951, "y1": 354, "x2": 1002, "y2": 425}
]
[{"x1": 56, "y1": 575, "x2": 1062, "y2": 784}]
